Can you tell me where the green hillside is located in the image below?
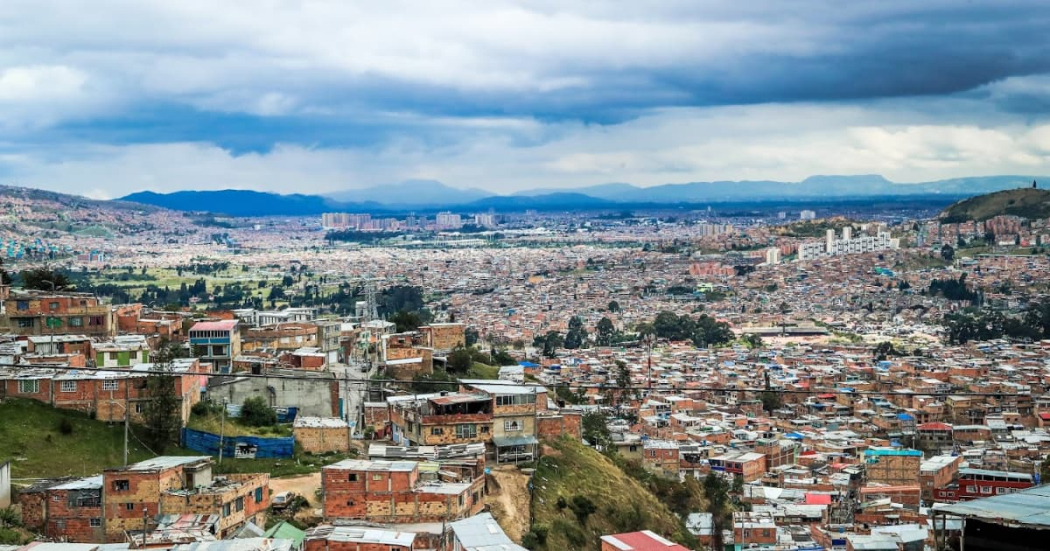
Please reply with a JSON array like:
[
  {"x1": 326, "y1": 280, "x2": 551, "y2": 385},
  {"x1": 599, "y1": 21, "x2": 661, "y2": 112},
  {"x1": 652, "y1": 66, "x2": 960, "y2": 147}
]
[
  {"x1": 940, "y1": 187, "x2": 1050, "y2": 222},
  {"x1": 0, "y1": 398, "x2": 155, "y2": 479},
  {"x1": 527, "y1": 438, "x2": 699, "y2": 551}
]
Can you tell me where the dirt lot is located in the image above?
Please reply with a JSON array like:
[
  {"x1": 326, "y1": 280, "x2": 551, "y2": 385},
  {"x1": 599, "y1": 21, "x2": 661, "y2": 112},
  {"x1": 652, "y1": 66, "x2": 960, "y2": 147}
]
[
  {"x1": 270, "y1": 473, "x2": 322, "y2": 503},
  {"x1": 485, "y1": 466, "x2": 532, "y2": 543}
]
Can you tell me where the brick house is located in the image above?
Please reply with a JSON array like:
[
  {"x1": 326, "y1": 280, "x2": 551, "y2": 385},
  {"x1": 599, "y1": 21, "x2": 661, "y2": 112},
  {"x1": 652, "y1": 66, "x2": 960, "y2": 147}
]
[
  {"x1": 643, "y1": 440, "x2": 681, "y2": 479},
  {"x1": 388, "y1": 393, "x2": 493, "y2": 447},
  {"x1": 321, "y1": 459, "x2": 485, "y2": 524},
  {"x1": 0, "y1": 358, "x2": 204, "y2": 425},
  {"x1": 294, "y1": 416, "x2": 351, "y2": 454},
  {"x1": 18, "y1": 476, "x2": 103, "y2": 542},
  {"x1": 103, "y1": 456, "x2": 269, "y2": 542},
  {"x1": 419, "y1": 323, "x2": 465, "y2": 351},
  {"x1": 2, "y1": 291, "x2": 116, "y2": 337}
]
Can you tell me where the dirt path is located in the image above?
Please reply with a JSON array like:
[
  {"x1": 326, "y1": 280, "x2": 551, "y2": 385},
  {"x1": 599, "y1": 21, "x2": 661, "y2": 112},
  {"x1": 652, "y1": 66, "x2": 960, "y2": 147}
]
[
  {"x1": 269, "y1": 473, "x2": 321, "y2": 505},
  {"x1": 485, "y1": 466, "x2": 532, "y2": 543}
]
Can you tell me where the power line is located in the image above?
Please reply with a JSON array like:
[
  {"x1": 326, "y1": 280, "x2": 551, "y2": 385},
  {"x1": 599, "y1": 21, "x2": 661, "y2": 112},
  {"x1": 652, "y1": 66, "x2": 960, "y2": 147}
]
[{"x1": 0, "y1": 361, "x2": 1031, "y2": 398}]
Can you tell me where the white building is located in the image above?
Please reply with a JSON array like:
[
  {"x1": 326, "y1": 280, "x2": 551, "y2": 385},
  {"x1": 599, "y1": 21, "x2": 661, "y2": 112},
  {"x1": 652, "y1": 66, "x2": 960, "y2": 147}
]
[
  {"x1": 436, "y1": 212, "x2": 463, "y2": 230},
  {"x1": 764, "y1": 248, "x2": 781, "y2": 265},
  {"x1": 799, "y1": 227, "x2": 897, "y2": 260},
  {"x1": 800, "y1": 210, "x2": 817, "y2": 220}
]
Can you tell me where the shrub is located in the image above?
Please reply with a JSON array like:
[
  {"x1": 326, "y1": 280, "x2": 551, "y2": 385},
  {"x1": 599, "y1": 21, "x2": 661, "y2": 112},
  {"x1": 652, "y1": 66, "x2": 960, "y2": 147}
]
[
  {"x1": 568, "y1": 495, "x2": 597, "y2": 524},
  {"x1": 191, "y1": 401, "x2": 211, "y2": 416},
  {"x1": 240, "y1": 397, "x2": 277, "y2": 427},
  {"x1": 57, "y1": 418, "x2": 74, "y2": 435}
]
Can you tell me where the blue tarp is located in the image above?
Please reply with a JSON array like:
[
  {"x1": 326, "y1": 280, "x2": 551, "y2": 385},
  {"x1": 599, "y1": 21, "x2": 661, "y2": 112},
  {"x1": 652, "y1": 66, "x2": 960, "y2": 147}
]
[
  {"x1": 519, "y1": 361, "x2": 539, "y2": 367},
  {"x1": 181, "y1": 428, "x2": 294, "y2": 459}
]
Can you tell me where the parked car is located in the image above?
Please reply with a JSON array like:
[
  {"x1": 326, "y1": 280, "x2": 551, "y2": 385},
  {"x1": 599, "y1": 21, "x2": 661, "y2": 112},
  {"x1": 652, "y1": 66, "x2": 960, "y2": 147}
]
[{"x1": 271, "y1": 491, "x2": 296, "y2": 510}]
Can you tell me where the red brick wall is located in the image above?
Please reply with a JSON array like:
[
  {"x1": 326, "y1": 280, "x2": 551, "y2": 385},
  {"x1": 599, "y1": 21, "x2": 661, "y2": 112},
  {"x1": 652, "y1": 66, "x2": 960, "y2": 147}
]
[
  {"x1": 18, "y1": 492, "x2": 46, "y2": 531},
  {"x1": 45, "y1": 489, "x2": 103, "y2": 543}
]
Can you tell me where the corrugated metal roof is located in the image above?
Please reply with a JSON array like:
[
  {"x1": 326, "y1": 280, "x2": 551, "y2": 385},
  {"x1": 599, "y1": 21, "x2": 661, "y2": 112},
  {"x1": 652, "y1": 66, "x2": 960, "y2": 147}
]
[
  {"x1": 938, "y1": 485, "x2": 1050, "y2": 529},
  {"x1": 449, "y1": 512, "x2": 528, "y2": 551}
]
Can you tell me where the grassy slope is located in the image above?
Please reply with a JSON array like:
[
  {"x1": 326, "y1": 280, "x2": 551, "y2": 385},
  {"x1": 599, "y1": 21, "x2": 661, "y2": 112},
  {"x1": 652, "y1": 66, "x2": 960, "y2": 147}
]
[
  {"x1": 187, "y1": 411, "x2": 293, "y2": 437},
  {"x1": 0, "y1": 398, "x2": 154, "y2": 479},
  {"x1": 531, "y1": 438, "x2": 697, "y2": 551},
  {"x1": 0, "y1": 399, "x2": 353, "y2": 481},
  {"x1": 941, "y1": 188, "x2": 1050, "y2": 221}
]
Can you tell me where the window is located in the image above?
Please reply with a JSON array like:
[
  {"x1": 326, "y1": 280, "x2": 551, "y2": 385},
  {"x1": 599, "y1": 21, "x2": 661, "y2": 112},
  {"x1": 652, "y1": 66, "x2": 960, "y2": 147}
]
[
  {"x1": 996, "y1": 487, "x2": 1008, "y2": 494},
  {"x1": 629, "y1": 445, "x2": 638, "y2": 452},
  {"x1": 103, "y1": 380, "x2": 119, "y2": 391},
  {"x1": 650, "y1": 450, "x2": 657, "y2": 458},
  {"x1": 69, "y1": 317, "x2": 83, "y2": 327},
  {"x1": 743, "y1": 530, "x2": 751, "y2": 539},
  {"x1": 431, "y1": 427, "x2": 444, "y2": 435},
  {"x1": 90, "y1": 518, "x2": 101, "y2": 528},
  {"x1": 496, "y1": 394, "x2": 537, "y2": 406},
  {"x1": 16, "y1": 301, "x2": 28, "y2": 311},
  {"x1": 61, "y1": 380, "x2": 77, "y2": 393},
  {"x1": 49, "y1": 301, "x2": 59, "y2": 311},
  {"x1": 89, "y1": 316, "x2": 104, "y2": 326},
  {"x1": 134, "y1": 403, "x2": 144, "y2": 414},
  {"x1": 456, "y1": 424, "x2": 477, "y2": 439},
  {"x1": 18, "y1": 380, "x2": 39, "y2": 394},
  {"x1": 372, "y1": 474, "x2": 383, "y2": 481},
  {"x1": 16, "y1": 318, "x2": 34, "y2": 328},
  {"x1": 763, "y1": 530, "x2": 771, "y2": 537},
  {"x1": 480, "y1": 426, "x2": 489, "y2": 433},
  {"x1": 108, "y1": 352, "x2": 118, "y2": 360},
  {"x1": 223, "y1": 503, "x2": 231, "y2": 516},
  {"x1": 125, "y1": 503, "x2": 135, "y2": 511},
  {"x1": 255, "y1": 487, "x2": 263, "y2": 503},
  {"x1": 348, "y1": 473, "x2": 359, "y2": 482},
  {"x1": 504, "y1": 420, "x2": 523, "y2": 432},
  {"x1": 965, "y1": 485, "x2": 977, "y2": 494},
  {"x1": 113, "y1": 480, "x2": 130, "y2": 491},
  {"x1": 235, "y1": 497, "x2": 244, "y2": 512},
  {"x1": 980, "y1": 486, "x2": 993, "y2": 494},
  {"x1": 52, "y1": 495, "x2": 61, "y2": 502}
]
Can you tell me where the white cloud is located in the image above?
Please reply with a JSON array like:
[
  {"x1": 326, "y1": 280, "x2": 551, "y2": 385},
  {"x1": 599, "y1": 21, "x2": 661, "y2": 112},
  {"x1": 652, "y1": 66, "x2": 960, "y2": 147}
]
[{"x1": 6, "y1": 102, "x2": 1050, "y2": 198}]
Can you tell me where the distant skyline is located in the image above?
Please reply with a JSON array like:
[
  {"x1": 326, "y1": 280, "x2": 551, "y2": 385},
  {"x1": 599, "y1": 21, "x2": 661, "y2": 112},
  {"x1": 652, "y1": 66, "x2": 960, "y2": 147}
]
[{"x1": 2, "y1": 1, "x2": 1050, "y2": 199}]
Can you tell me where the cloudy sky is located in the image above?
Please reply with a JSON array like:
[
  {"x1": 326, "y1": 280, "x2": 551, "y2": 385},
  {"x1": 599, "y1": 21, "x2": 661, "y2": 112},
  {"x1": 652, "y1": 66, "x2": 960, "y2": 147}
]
[{"x1": 2, "y1": 1, "x2": 1050, "y2": 198}]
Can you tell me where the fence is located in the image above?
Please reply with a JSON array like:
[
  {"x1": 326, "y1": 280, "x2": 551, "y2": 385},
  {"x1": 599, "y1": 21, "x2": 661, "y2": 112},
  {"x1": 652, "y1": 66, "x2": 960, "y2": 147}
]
[{"x1": 181, "y1": 427, "x2": 294, "y2": 459}]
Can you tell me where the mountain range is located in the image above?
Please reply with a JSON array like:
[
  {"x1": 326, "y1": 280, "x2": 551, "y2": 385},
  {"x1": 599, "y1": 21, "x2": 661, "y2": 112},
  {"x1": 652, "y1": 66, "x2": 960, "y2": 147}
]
[{"x1": 118, "y1": 175, "x2": 1048, "y2": 216}]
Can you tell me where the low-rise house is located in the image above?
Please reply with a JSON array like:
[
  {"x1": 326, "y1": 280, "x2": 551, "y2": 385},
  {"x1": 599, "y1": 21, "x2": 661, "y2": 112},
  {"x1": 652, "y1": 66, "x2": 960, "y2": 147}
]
[{"x1": 321, "y1": 459, "x2": 485, "y2": 524}]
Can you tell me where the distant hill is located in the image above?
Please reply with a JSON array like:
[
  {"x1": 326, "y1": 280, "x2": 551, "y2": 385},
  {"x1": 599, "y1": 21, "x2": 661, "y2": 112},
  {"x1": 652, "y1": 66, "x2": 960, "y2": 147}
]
[
  {"x1": 115, "y1": 174, "x2": 1050, "y2": 215},
  {"x1": 940, "y1": 186, "x2": 1050, "y2": 222},
  {"x1": 466, "y1": 192, "x2": 616, "y2": 211},
  {"x1": 326, "y1": 179, "x2": 493, "y2": 206},
  {"x1": 120, "y1": 190, "x2": 382, "y2": 217}
]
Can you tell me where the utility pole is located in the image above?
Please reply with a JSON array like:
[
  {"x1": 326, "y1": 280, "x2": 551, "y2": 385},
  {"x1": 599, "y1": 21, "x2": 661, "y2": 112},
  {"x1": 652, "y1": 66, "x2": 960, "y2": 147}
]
[
  {"x1": 218, "y1": 397, "x2": 227, "y2": 464},
  {"x1": 123, "y1": 378, "x2": 130, "y2": 466},
  {"x1": 141, "y1": 507, "x2": 148, "y2": 548}
]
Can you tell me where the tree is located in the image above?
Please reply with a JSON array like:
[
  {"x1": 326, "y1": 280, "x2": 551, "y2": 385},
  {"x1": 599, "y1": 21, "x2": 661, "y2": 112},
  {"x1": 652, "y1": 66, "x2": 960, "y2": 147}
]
[
  {"x1": 564, "y1": 316, "x2": 588, "y2": 349},
  {"x1": 874, "y1": 341, "x2": 900, "y2": 361},
  {"x1": 465, "y1": 327, "x2": 479, "y2": 347},
  {"x1": 534, "y1": 331, "x2": 564, "y2": 358},
  {"x1": 941, "y1": 244, "x2": 955, "y2": 263},
  {"x1": 703, "y1": 473, "x2": 731, "y2": 551},
  {"x1": 608, "y1": 300, "x2": 621, "y2": 313},
  {"x1": 388, "y1": 310, "x2": 424, "y2": 332},
  {"x1": 743, "y1": 333, "x2": 763, "y2": 348},
  {"x1": 0, "y1": 259, "x2": 11, "y2": 285},
  {"x1": 582, "y1": 411, "x2": 612, "y2": 450},
  {"x1": 759, "y1": 390, "x2": 782, "y2": 413},
  {"x1": 568, "y1": 495, "x2": 598, "y2": 524},
  {"x1": 20, "y1": 267, "x2": 73, "y2": 291},
  {"x1": 142, "y1": 344, "x2": 182, "y2": 453},
  {"x1": 595, "y1": 317, "x2": 615, "y2": 346},
  {"x1": 241, "y1": 397, "x2": 277, "y2": 427},
  {"x1": 447, "y1": 346, "x2": 473, "y2": 373}
]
